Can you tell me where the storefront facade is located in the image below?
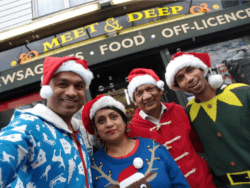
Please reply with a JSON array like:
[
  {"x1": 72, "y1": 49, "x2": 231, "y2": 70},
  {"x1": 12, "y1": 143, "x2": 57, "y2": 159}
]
[{"x1": 1, "y1": 0, "x2": 250, "y2": 133}]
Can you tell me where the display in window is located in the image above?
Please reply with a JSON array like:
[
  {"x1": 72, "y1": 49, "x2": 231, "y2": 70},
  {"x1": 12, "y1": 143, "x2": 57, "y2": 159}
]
[
  {"x1": 216, "y1": 64, "x2": 233, "y2": 85},
  {"x1": 186, "y1": 35, "x2": 250, "y2": 85},
  {"x1": 102, "y1": 88, "x2": 137, "y2": 123}
]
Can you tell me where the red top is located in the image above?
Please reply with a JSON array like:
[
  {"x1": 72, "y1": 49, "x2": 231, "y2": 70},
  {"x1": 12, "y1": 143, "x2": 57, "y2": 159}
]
[{"x1": 128, "y1": 102, "x2": 216, "y2": 188}]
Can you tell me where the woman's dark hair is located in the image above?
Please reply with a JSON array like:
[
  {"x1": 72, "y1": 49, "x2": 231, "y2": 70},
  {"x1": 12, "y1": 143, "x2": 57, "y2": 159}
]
[{"x1": 91, "y1": 106, "x2": 127, "y2": 128}]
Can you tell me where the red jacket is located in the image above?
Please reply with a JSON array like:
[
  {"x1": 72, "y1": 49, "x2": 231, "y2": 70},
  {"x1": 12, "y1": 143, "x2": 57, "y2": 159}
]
[{"x1": 128, "y1": 102, "x2": 216, "y2": 188}]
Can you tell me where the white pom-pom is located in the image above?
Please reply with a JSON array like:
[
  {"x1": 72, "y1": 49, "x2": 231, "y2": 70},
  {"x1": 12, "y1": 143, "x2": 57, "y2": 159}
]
[
  {"x1": 208, "y1": 75, "x2": 224, "y2": 89},
  {"x1": 40, "y1": 85, "x2": 53, "y2": 98},
  {"x1": 133, "y1": 157, "x2": 143, "y2": 169},
  {"x1": 157, "y1": 80, "x2": 164, "y2": 90}
]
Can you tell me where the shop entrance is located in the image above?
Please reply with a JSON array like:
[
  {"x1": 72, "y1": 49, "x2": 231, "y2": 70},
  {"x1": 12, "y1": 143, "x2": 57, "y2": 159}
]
[{"x1": 89, "y1": 50, "x2": 179, "y2": 122}]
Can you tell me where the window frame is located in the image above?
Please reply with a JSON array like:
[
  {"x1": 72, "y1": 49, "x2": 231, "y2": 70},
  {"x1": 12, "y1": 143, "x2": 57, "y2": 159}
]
[{"x1": 32, "y1": 0, "x2": 96, "y2": 18}]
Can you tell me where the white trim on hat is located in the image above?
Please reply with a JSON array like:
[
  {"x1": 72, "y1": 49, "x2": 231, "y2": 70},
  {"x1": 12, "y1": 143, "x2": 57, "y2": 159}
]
[
  {"x1": 119, "y1": 172, "x2": 144, "y2": 188},
  {"x1": 128, "y1": 75, "x2": 164, "y2": 102},
  {"x1": 165, "y1": 54, "x2": 208, "y2": 90},
  {"x1": 89, "y1": 96, "x2": 126, "y2": 119},
  {"x1": 40, "y1": 60, "x2": 94, "y2": 98},
  {"x1": 55, "y1": 60, "x2": 94, "y2": 89}
]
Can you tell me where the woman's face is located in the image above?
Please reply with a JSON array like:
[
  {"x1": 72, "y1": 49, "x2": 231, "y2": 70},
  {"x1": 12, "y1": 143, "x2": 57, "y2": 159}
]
[{"x1": 94, "y1": 109, "x2": 126, "y2": 144}]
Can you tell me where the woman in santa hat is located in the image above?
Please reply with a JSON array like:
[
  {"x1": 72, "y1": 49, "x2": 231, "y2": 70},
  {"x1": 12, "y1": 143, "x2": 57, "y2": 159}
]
[{"x1": 82, "y1": 95, "x2": 190, "y2": 188}]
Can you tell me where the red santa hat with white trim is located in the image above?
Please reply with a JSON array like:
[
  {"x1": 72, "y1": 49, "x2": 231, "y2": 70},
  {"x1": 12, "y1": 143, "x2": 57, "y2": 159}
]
[
  {"x1": 81, "y1": 94, "x2": 126, "y2": 135},
  {"x1": 40, "y1": 56, "x2": 94, "y2": 99},
  {"x1": 127, "y1": 68, "x2": 164, "y2": 102},
  {"x1": 118, "y1": 158, "x2": 144, "y2": 188},
  {"x1": 165, "y1": 52, "x2": 223, "y2": 90}
]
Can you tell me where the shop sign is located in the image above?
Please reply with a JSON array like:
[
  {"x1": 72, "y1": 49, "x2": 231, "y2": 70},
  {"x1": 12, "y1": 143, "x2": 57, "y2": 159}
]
[
  {"x1": 1, "y1": 0, "x2": 225, "y2": 73},
  {"x1": 0, "y1": 63, "x2": 44, "y2": 93},
  {"x1": 43, "y1": 6, "x2": 187, "y2": 52},
  {"x1": 42, "y1": 3, "x2": 219, "y2": 52},
  {"x1": 40, "y1": 2, "x2": 226, "y2": 53},
  {"x1": 0, "y1": 3, "x2": 250, "y2": 93}
]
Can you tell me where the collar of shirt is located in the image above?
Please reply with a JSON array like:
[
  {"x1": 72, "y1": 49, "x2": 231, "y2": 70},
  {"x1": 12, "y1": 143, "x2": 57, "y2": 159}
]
[{"x1": 139, "y1": 103, "x2": 167, "y2": 125}]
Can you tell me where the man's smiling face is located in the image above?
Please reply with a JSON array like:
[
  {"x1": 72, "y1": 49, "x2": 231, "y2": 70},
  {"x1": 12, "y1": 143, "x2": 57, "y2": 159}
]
[
  {"x1": 47, "y1": 71, "x2": 86, "y2": 119},
  {"x1": 175, "y1": 66, "x2": 208, "y2": 95},
  {"x1": 134, "y1": 84, "x2": 163, "y2": 116}
]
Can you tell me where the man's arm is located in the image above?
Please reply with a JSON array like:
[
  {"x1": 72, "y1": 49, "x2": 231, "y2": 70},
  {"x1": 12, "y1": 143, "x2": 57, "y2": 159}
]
[
  {"x1": 190, "y1": 127, "x2": 204, "y2": 153},
  {"x1": 184, "y1": 105, "x2": 204, "y2": 153},
  {"x1": 161, "y1": 143, "x2": 190, "y2": 187},
  {"x1": 0, "y1": 118, "x2": 31, "y2": 187}
]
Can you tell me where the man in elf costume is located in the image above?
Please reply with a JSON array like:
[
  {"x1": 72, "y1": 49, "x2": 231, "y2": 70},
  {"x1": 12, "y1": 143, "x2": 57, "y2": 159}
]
[
  {"x1": 127, "y1": 68, "x2": 216, "y2": 188},
  {"x1": 165, "y1": 51, "x2": 250, "y2": 188},
  {"x1": 0, "y1": 56, "x2": 94, "y2": 188}
]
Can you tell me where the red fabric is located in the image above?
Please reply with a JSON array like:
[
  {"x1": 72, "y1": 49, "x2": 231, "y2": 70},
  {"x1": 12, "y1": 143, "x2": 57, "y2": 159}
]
[
  {"x1": 128, "y1": 102, "x2": 216, "y2": 188},
  {"x1": 128, "y1": 68, "x2": 160, "y2": 83},
  {"x1": 73, "y1": 130, "x2": 89, "y2": 188},
  {"x1": 190, "y1": 126, "x2": 204, "y2": 153},
  {"x1": 81, "y1": 94, "x2": 105, "y2": 135},
  {"x1": 118, "y1": 165, "x2": 137, "y2": 183},
  {"x1": 42, "y1": 56, "x2": 89, "y2": 86},
  {"x1": 172, "y1": 52, "x2": 211, "y2": 68}
]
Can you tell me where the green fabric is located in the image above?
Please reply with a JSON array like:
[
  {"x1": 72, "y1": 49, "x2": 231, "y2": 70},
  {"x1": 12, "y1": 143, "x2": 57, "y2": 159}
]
[{"x1": 186, "y1": 84, "x2": 250, "y2": 188}]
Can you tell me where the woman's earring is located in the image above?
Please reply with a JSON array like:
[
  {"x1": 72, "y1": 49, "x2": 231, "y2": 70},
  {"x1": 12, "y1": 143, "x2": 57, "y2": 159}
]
[
  {"x1": 96, "y1": 134, "x2": 105, "y2": 145},
  {"x1": 125, "y1": 126, "x2": 130, "y2": 137}
]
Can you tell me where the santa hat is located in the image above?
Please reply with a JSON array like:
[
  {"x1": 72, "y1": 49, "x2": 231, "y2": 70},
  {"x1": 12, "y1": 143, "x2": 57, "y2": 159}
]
[
  {"x1": 165, "y1": 52, "x2": 223, "y2": 90},
  {"x1": 81, "y1": 94, "x2": 126, "y2": 135},
  {"x1": 118, "y1": 158, "x2": 144, "y2": 188},
  {"x1": 40, "y1": 56, "x2": 94, "y2": 99},
  {"x1": 127, "y1": 68, "x2": 164, "y2": 102}
]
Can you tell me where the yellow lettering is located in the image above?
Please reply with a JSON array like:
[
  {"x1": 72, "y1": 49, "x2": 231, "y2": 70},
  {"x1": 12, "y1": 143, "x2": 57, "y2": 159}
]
[
  {"x1": 127, "y1": 12, "x2": 143, "y2": 22},
  {"x1": 73, "y1": 27, "x2": 86, "y2": 39},
  {"x1": 43, "y1": 38, "x2": 60, "y2": 52},
  {"x1": 158, "y1": 7, "x2": 170, "y2": 16},
  {"x1": 143, "y1": 9, "x2": 157, "y2": 19},
  {"x1": 85, "y1": 23, "x2": 98, "y2": 33},
  {"x1": 170, "y1": 6, "x2": 183, "y2": 15},
  {"x1": 60, "y1": 32, "x2": 73, "y2": 44}
]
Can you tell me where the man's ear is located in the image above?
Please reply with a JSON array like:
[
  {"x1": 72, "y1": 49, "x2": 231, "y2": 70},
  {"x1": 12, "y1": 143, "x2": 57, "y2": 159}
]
[
  {"x1": 160, "y1": 89, "x2": 163, "y2": 96},
  {"x1": 133, "y1": 92, "x2": 138, "y2": 106},
  {"x1": 156, "y1": 86, "x2": 164, "y2": 96},
  {"x1": 134, "y1": 100, "x2": 138, "y2": 107},
  {"x1": 134, "y1": 98, "x2": 138, "y2": 107},
  {"x1": 199, "y1": 68, "x2": 205, "y2": 74}
]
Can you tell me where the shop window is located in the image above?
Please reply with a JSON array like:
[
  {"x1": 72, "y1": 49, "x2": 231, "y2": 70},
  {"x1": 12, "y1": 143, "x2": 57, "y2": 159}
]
[
  {"x1": 32, "y1": 0, "x2": 96, "y2": 17},
  {"x1": 89, "y1": 52, "x2": 167, "y2": 121},
  {"x1": 170, "y1": 35, "x2": 250, "y2": 100},
  {"x1": 103, "y1": 88, "x2": 136, "y2": 123},
  {"x1": 221, "y1": 0, "x2": 249, "y2": 9}
]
